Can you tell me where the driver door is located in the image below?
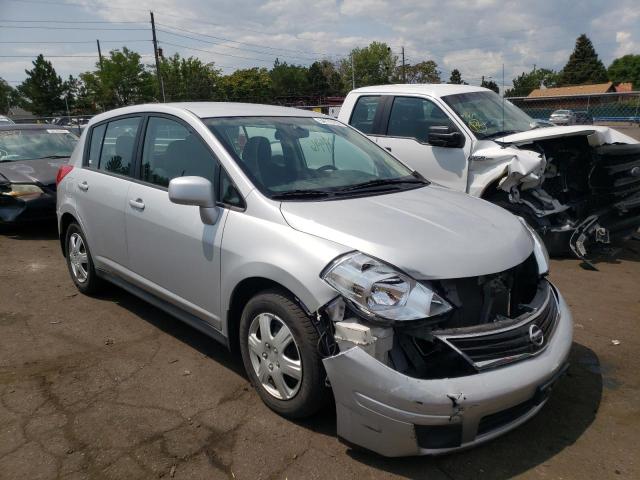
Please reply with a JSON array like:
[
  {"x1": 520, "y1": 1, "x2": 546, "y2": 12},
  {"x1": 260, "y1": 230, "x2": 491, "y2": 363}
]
[{"x1": 375, "y1": 96, "x2": 472, "y2": 191}]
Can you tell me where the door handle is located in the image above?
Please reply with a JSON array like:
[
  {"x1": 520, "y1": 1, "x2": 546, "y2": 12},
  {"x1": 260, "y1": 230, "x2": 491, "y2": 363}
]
[
  {"x1": 78, "y1": 181, "x2": 89, "y2": 191},
  {"x1": 129, "y1": 198, "x2": 145, "y2": 210},
  {"x1": 384, "y1": 146, "x2": 392, "y2": 152}
]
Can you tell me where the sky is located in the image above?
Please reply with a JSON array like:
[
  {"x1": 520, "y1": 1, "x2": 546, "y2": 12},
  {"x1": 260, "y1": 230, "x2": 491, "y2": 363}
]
[{"x1": 1, "y1": 0, "x2": 639, "y2": 90}]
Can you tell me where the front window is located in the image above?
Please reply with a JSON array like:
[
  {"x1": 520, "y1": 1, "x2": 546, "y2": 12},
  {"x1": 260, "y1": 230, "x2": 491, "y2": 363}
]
[
  {"x1": 442, "y1": 91, "x2": 534, "y2": 140},
  {"x1": 0, "y1": 128, "x2": 78, "y2": 162},
  {"x1": 204, "y1": 116, "x2": 425, "y2": 200}
]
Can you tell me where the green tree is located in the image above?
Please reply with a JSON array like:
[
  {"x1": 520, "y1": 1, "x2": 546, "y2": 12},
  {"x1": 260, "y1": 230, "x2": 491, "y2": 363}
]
[
  {"x1": 481, "y1": 77, "x2": 500, "y2": 94},
  {"x1": 448, "y1": 69, "x2": 464, "y2": 84},
  {"x1": 557, "y1": 34, "x2": 608, "y2": 86},
  {"x1": 397, "y1": 60, "x2": 441, "y2": 84},
  {"x1": 340, "y1": 42, "x2": 396, "y2": 89},
  {"x1": 160, "y1": 53, "x2": 222, "y2": 101},
  {"x1": 504, "y1": 68, "x2": 558, "y2": 97},
  {"x1": 608, "y1": 54, "x2": 640, "y2": 90},
  {"x1": 270, "y1": 59, "x2": 310, "y2": 100},
  {"x1": 79, "y1": 47, "x2": 155, "y2": 110},
  {"x1": 307, "y1": 60, "x2": 343, "y2": 96},
  {"x1": 220, "y1": 67, "x2": 273, "y2": 103},
  {"x1": 0, "y1": 77, "x2": 15, "y2": 114},
  {"x1": 17, "y1": 54, "x2": 66, "y2": 115}
]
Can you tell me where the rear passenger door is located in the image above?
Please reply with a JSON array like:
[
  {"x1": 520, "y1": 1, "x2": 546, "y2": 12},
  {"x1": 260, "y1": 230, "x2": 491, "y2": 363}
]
[
  {"x1": 75, "y1": 115, "x2": 142, "y2": 269},
  {"x1": 125, "y1": 115, "x2": 229, "y2": 329},
  {"x1": 376, "y1": 96, "x2": 471, "y2": 191}
]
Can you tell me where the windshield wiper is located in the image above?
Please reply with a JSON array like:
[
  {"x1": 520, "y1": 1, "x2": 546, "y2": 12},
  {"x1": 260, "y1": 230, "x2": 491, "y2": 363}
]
[
  {"x1": 32, "y1": 155, "x2": 70, "y2": 159},
  {"x1": 482, "y1": 130, "x2": 521, "y2": 140},
  {"x1": 337, "y1": 177, "x2": 428, "y2": 193},
  {"x1": 271, "y1": 189, "x2": 335, "y2": 200}
]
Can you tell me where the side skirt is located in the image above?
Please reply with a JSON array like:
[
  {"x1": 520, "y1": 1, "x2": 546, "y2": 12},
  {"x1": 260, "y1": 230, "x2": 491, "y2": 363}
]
[{"x1": 97, "y1": 268, "x2": 230, "y2": 349}]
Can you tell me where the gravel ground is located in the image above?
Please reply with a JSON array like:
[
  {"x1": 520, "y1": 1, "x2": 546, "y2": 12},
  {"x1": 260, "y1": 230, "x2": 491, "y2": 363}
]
[{"x1": 1, "y1": 125, "x2": 639, "y2": 480}]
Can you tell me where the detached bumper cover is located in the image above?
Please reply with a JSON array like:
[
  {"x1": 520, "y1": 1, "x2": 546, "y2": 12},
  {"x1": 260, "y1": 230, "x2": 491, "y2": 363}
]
[{"x1": 323, "y1": 287, "x2": 573, "y2": 457}]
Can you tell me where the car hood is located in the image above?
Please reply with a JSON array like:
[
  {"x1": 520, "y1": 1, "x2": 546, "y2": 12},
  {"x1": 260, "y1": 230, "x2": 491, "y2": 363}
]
[
  {"x1": 494, "y1": 125, "x2": 638, "y2": 146},
  {"x1": 280, "y1": 185, "x2": 534, "y2": 280},
  {"x1": 0, "y1": 157, "x2": 68, "y2": 186}
]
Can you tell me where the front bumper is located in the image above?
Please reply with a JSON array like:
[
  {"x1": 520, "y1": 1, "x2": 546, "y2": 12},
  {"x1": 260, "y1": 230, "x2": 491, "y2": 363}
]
[
  {"x1": 323, "y1": 287, "x2": 573, "y2": 457},
  {"x1": 0, "y1": 192, "x2": 56, "y2": 224}
]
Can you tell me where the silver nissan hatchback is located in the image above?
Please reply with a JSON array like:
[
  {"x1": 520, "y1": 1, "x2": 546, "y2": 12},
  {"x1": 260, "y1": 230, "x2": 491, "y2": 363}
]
[{"x1": 57, "y1": 103, "x2": 572, "y2": 457}]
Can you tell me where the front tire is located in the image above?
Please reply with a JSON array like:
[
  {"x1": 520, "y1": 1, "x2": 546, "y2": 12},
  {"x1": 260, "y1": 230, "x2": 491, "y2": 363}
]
[
  {"x1": 65, "y1": 222, "x2": 101, "y2": 294},
  {"x1": 239, "y1": 290, "x2": 328, "y2": 419}
]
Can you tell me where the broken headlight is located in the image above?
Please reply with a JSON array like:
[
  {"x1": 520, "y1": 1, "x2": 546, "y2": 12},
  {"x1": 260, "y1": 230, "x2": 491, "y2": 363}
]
[
  {"x1": 518, "y1": 217, "x2": 550, "y2": 275},
  {"x1": 321, "y1": 252, "x2": 452, "y2": 324},
  {"x1": 1, "y1": 184, "x2": 44, "y2": 198}
]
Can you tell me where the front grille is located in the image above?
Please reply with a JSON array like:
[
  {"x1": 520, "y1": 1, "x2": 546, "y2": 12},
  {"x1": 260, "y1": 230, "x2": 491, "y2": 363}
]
[
  {"x1": 434, "y1": 283, "x2": 558, "y2": 370},
  {"x1": 592, "y1": 144, "x2": 640, "y2": 201}
]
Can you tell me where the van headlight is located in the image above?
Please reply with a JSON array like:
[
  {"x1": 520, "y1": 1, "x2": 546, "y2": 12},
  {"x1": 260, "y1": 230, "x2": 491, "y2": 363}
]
[
  {"x1": 321, "y1": 252, "x2": 452, "y2": 324},
  {"x1": 518, "y1": 217, "x2": 550, "y2": 275}
]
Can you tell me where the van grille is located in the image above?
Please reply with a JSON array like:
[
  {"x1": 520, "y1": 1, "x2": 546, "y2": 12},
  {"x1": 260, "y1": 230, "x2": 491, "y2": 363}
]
[{"x1": 434, "y1": 283, "x2": 558, "y2": 370}]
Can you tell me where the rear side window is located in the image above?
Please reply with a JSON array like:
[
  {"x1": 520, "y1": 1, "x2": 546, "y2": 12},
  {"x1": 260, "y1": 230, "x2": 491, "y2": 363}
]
[
  {"x1": 387, "y1": 96, "x2": 454, "y2": 143},
  {"x1": 349, "y1": 96, "x2": 381, "y2": 134},
  {"x1": 98, "y1": 117, "x2": 141, "y2": 176},
  {"x1": 87, "y1": 124, "x2": 106, "y2": 167},
  {"x1": 141, "y1": 116, "x2": 216, "y2": 187}
]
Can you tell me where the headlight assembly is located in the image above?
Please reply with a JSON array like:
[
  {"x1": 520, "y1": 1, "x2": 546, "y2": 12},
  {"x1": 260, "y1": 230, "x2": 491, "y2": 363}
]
[
  {"x1": 1, "y1": 184, "x2": 44, "y2": 198},
  {"x1": 321, "y1": 252, "x2": 452, "y2": 324},
  {"x1": 518, "y1": 217, "x2": 550, "y2": 275}
]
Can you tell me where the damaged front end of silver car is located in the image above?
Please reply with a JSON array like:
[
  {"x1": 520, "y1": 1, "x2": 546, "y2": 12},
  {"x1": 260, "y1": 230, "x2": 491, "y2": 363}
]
[
  {"x1": 470, "y1": 127, "x2": 640, "y2": 261},
  {"x1": 313, "y1": 251, "x2": 572, "y2": 457}
]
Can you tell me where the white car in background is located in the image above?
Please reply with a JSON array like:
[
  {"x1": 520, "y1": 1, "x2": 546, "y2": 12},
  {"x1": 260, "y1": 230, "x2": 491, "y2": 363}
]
[
  {"x1": 0, "y1": 115, "x2": 15, "y2": 125},
  {"x1": 549, "y1": 109, "x2": 576, "y2": 125},
  {"x1": 338, "y1": 85, "x2": 640, "y2": 258}
]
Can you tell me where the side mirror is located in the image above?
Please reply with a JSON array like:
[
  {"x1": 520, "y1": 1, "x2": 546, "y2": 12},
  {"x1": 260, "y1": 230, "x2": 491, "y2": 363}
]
[
  {"x1": 428, "y1": 126, "x2": 465, "y2": 148},
  {"x1": 168, "y1": 176, "x2": 219, "y2": 225}
]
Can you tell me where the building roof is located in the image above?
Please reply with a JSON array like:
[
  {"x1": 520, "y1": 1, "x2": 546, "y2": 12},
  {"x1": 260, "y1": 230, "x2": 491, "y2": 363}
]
[
  {"x1": 350, "y1": 83, "x2": 488, "y2": 97},
  {"x1": 615, "y1": 82, "x2": 633, "y2": 92},
  {"x1": 527, "y1": 82, "x2": 614, "y2": 98}
]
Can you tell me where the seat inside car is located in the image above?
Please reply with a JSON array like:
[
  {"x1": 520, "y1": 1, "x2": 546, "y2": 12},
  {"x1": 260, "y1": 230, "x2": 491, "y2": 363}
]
[{"x1": 163, "y1": 136, "x2": 214, "y2": 181}]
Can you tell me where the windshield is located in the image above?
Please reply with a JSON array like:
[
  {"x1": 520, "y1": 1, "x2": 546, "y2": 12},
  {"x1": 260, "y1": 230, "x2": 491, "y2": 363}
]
[
  {"x1": 204, "y1": 116, "x2": 424, "y2": 200},
  {"x1": 442, "y1": 91, "x2": 534, "y2": 140},
  {"x1": 0, "y1": 128, "x2": 78, "y2": 161}
]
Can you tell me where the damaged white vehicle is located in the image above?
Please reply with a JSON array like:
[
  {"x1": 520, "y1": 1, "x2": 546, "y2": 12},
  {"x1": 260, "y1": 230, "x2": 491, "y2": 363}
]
[
  {"x1": 339, "y1": 85, "x2": 640, "y2": 258},
  {"x1": 58, "y1": 103, "x2": 572, "y2": 457}
]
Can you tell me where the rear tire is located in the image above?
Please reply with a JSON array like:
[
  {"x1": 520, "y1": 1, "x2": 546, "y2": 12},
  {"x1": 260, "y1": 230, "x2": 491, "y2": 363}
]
[
  {"x1": 65, "y1": 222, "x2": 102, "y2": 295},
  {"x1": 239, "y1": 289, "x2": 329, "y2": 419}
]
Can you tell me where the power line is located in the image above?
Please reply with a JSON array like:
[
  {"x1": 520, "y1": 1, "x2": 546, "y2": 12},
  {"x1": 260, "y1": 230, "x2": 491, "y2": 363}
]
[
  {"x1": 0, "y1": 19, "x2": 144, "y2": 24},
  {"x1": 0, "y1": 24, "x2": 149, "y2": 31},
  {"x1": 0, "y1": 40, "x2": 151, "y2": 44},
  {"x1": 157, "y1": 40, "x2": 276, "y2": 64}
]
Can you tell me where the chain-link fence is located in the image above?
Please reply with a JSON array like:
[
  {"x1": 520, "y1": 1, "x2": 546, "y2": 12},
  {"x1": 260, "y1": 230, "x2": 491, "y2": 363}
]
[
  {"x1": 9, "y1": 115, "x2": 95, "y2": 135},
  {"x1": 508, "y1": 91, "x2": 640, "y2": 125}
]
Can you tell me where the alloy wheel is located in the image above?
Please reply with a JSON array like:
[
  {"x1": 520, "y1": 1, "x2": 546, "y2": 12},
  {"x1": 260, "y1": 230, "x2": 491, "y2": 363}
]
[{"x1": 68, "y1": 232, "x2": 89, "y2": 283}]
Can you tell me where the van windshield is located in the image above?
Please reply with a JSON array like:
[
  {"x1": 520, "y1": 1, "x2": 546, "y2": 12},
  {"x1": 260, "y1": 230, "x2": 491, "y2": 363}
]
[
  {"x1": 442, "y1": 91, "x2": 535, "y2": 140},
  {"x1": 204, "y1": 116, "x2": 427, "y2": 200}
]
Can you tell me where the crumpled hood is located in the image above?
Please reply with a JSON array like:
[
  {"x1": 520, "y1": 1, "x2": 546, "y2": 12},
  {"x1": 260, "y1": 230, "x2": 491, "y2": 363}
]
[
  {"x1": 280, "y1": 185, "x2": 534, "y2": 280},
  {"x1": 0, "y1": 157, "x2": 68, "y2": 186},
  {"x1": 494, "y1": 125, "x2": 638, "y2": 146}
]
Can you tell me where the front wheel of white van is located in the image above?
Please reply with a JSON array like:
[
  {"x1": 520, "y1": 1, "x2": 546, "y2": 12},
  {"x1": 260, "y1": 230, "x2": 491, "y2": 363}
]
[{"x1": 239, "y1": 290, "x2": 329, "y2": 419}]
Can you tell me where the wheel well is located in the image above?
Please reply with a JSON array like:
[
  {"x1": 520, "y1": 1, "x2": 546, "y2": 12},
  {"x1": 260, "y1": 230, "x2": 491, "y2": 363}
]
[
  {"x1": 226, "y1": 277, "x2": 306, "y2": 353},
  {"x1": 479, "y1": 176, "x2": 505, "y2": 200},
  {"x1": 59, "y1": 213, "x2": 77, "y2": 256}
]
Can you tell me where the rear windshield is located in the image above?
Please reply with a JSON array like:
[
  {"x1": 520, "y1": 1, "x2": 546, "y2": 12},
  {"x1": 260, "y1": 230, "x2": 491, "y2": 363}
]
[{"x1": 0, "y1": 128, "x2": 78, "y2": 161}]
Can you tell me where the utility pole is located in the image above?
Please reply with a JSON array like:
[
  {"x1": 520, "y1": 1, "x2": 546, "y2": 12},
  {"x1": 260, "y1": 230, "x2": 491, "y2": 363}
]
[
  {"x1": 150, "y1": 11, "x2": 165, "y2": 102},
  {"x1": 351, "y1": 53, "x2": 355, "y2": 89},
  {"x1": 96, "y1": 39, "x2": 103, "y2": 71},
  {"x1": 401, "y1": 46, "x2": 406, "y2": 83}
]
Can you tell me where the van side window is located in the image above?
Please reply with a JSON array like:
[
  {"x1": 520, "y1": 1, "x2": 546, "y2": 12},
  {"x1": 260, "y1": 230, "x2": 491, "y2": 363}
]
[
  {"x1": 87, "y1": 123, "x2": 106, "y2": 167},
  {"x1": 141, "y1": 117, "x2": 216, "y2": 188},
  {"x1": 219, "y1": 167, "x2": 244, "y2": 208},
  {"x1": 387, "y1": 97, "x2": 454, "y2": 143},
  {"x1": 349, "y1": 96, "x2": 381, "y2": 134},
  {"x1": 98, "y1": 117, "x2": 142, "y2": 176}
]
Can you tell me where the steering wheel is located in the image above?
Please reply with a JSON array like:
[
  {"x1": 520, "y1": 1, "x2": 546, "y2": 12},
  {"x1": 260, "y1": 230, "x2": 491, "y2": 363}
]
[{"x1": 317, "y1": 164, "x2": 338, "y2": 172}]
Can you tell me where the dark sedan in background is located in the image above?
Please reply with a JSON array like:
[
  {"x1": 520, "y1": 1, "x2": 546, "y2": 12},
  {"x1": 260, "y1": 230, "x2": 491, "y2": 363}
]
[{"x1": 0, "y1": 124, "x2": 78, "y2": 224}]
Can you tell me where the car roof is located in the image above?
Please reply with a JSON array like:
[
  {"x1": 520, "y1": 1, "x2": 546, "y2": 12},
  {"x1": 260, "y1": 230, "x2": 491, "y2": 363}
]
[
  {"x1": 89, "y1": 102, "x2": 322, "y2": 125},
  {"x1": 348, "y1": 83, "x2": 489, "y2": 97},
  {"x1": 0, "y1": 123, "x2": 68, "y2": 131}
]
